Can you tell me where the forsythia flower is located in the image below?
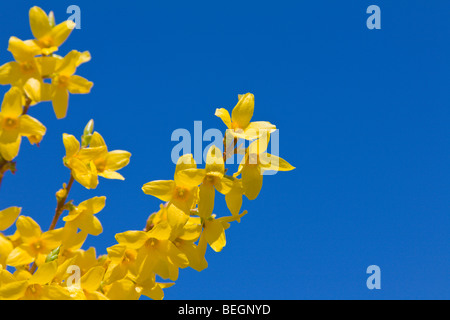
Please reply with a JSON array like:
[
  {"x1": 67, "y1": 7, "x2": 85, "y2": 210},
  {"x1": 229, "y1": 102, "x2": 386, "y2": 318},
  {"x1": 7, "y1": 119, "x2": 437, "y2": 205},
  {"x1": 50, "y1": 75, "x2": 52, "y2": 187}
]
[
  {"x1": 0, "y1": 37, "x2": 41, "y2": 88},
  {"x1": 62, "y1": 133, "x2": 104, "y2": 189},
  {"x1": 28, "y1": 6, "x2": 75, "y2": 55},
  {"x1": 6, "y1": 216, "x2": 63, "y2": 267},
  {"x1": 235, "y1": 133, "x2": 295, "y2": 200},
  {"x1": 62, "y1": 131, "x2": 130, "y2": 189},
  {"x1": 62, "y1": 196, "x2": 106, "y2": 236},
  {"x1": 215, "y1": 93, "x2": 276, "y2": 140},
  {"x1": 0, "y1": 87, "x2": 46, "y2": 161},
  {"x1": 200, "y1": 211, "x2": 247, "y2": 252},
  {"x1": 177, "y1": 145, "x2": 233, "y2": 218},
  {"x1": 142, "y1": 154, "x2": 201, "y2": 214},
  {"x1": 48, "y1": 50, "x2": 93, "y2": 119},
  {"x1": 0, "y1": 261, "x2": 71, "y2": 300},
  {"x1": 89, "y1": 132, "x2": 131, "y2": 180}
]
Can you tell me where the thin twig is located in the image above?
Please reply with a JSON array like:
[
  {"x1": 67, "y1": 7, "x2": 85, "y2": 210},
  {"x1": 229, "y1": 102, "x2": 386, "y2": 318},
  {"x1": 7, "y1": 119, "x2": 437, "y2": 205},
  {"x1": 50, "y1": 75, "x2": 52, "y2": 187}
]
[{"x1": 49, "y1": 174, "x2": 75, "y2": 231}]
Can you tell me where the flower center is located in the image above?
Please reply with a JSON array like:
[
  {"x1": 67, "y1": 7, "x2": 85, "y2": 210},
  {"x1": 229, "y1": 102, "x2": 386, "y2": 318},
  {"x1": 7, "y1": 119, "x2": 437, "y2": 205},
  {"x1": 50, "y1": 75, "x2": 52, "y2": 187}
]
[
  {"x1": 144, "y1": 238, "x2": 158, "y2": 248},
  {"x1": 173, "y1": 186, "x2": 189, "y2": 201},
  {"x1": 122, "y1": 249, "x2": 136, "y2": 264},
  {"x1": 55, "y1": 75, "x2": 70, "y2": 88},
  {"x1": 31, "y1": 240, "x2": 44, "y2": 254},
  {"x1": 94, "y1": 158, "x2": 107, "y2": 172},
  {"x1": 39, "y1": 36, "x2": 54, "y2": 47},
  {"x1": 20, "y1": 61, "x2": 35, "y2": 74},
  {"x1": 2, "y1": 117, "x2": 19, "y2": 130},
  {"x1": 25, "y1": 284, "x2": 42, "y2": 298}
]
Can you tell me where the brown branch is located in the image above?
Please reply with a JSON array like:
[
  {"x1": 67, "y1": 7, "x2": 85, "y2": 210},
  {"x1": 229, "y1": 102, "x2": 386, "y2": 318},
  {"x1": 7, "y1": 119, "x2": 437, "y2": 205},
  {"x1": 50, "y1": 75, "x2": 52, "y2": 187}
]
[{"x1": 49, "y1": 174, "x2": 75, "y2": 231}]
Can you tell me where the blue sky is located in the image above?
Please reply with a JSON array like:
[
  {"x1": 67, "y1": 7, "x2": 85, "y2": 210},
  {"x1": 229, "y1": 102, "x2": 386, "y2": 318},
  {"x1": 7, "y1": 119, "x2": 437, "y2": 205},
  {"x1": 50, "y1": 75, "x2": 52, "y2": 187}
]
[{"x1": 0, "y1": 0, "x2": 449, "y2": 299}]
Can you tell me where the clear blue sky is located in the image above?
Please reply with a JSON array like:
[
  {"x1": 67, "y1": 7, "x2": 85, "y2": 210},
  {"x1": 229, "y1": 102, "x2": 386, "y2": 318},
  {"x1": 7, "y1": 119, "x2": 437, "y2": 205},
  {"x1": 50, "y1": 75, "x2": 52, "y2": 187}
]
[{"x1": 1, "y1": 1, "x2": 449, "y2": 299}]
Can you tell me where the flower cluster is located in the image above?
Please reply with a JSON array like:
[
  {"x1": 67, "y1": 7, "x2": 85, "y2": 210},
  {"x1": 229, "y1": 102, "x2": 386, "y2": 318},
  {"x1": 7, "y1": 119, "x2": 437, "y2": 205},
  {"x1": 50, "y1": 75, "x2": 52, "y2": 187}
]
[{"x1": 0, "y1": 7, "x2": 294, "y2": 300}]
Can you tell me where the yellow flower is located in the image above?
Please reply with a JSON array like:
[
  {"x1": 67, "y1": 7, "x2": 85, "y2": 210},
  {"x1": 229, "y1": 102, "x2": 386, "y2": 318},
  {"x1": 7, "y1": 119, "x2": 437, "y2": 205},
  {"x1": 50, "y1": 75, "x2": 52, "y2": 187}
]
[
  {"x1": 215, "y1": 93, "x2": 276, "y2": 140},
  {"x1": 0, "y1": 206, "x2": 21, "y2": 231},
  {"x1": 142, "y1": 154, "x2": 201, "y2": 214},
  {"x1": 62, "y1": 133, "x2": 105, "y2": 189},
  {"x1": 62, "y1": 196, "x2": 105, "y2": 236},
  {"x1": 224, "y1": 178, "x2": 244, "y2": 221},
  {"x1": 115, "y1": 220, "x2": 189, "y2": 282},
  {"x1": 0, "y1": 234, "x2": 14, "y2": 268},
  {"x1": 0, "y1": 37, "x2": 41, "y2": 88},
  {"x1": 177, "y1": 145, "x2": 233, "y2": 218},
  {"x1": 65, "y1": 265, "x2": 108, "y2": 300},
  {"x1": 0, "y1": 261, "x2": 72, "y2": 300},
  {"x1": 6, "y1": 216, "x2": 63, "y2": 267},
  {"x1": 104, "y1": 273, "x2": 173, "y2": 300},
  {"x1": 104, "y1": 244, "x2": 138, "y2": 285},
  {"x1": 200, "y1": 211, "x2": 247, "y2": 252},
  {"x1": 0, "y1": 87, "x2": 46, "y2": 161},
  {"x1": 49, "y1": 50, "x2": 93, "y2": 119},
  {"x1": 88, "y1": 132, "x2": 131, "y2": 180},
  {"x1": 28, "y1": 6, "x2": 75, "y2": 55},
  {"x1": 235, "y1": 133, "x2": 295, "y2": 200},
  {"x1": 156, "y1": 204, "x2": 207, "y2": 272}
]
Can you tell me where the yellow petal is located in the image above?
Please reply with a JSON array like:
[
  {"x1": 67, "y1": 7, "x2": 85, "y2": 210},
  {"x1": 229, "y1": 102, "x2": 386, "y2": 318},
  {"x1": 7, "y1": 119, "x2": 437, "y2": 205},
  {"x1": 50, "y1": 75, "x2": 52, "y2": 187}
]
[
  {"x1": 225, "y1": 179, "x2": 243, "y2": 218},
  {"x1": 80, "y1": 266, "x2": 105, "y2": 292},
  {"x1": 148, "y1": 221, "x2": 172, "y2": 240},
  {"x1": 0, "y1": 206, "x2": 21, "y2": 231},
  {"x1": 0, "y1": 62, "x2": 20, "y2": 85},
  {"x1": 62, "y1": 133, "x2": 80, "y2": 158},
  {"x1": 51, "y1": 20, "x2": 75, "y2": 48},
  {"x1": 77, "y1": 51, "x2": 91, "y2": 66},
  {"x1": 23, "y1": 78, "x2": 42, "y2": 103},
  {"x1": 204, "y1": 219, "x2": 226, "y2": 252},
  {"x1": 78, "y1": 196, "x2": 106, "y2": 215},
  {"x1": 77, "y1": 214, "x2": 103, "y2": 236},
  {"x1": 1, "y1": 87, "x2": 23, "y2": 118},
  {"x1": 0, "y1": 280, "x2": 28, "y2": 300},
  {"x1": 56, "y1": 50, "x2": 80, "y2": 76},
  {"x1": 40, "y1": 228, "x2": 64, "y2": 249},
  {"x1": 177, "y1": 242, "x2": 207, "y2": 272},
  {"x1": 174, "y1": 168, "x2": 205, "y2": 188},
  {"x1": 231, "y1": 93, "x2": 254, "y2": 129},
  {"x1": 19, "y1": 114, "x2": 46, "y2": 138},
  {"x1": 142, "y1": 180, "x2": 175, "y2": 202},
  {"x1": 174, "y1": 154, "x2": 197, "y2": 177},
  {"x1": 29, "y1": 6, "x2": 52, "y2": 40},
  {"x1": 178, "y1": 224, "x2": 202, "y2": 241},
  {"x1": 105, "y1": 279, "x2": 140, "y2": 300},
  {"x1": 52, "y1": 87, "x2": 69, "y2": 119},
  {"x1": 241, "y1": 165, "x2": 263, "y2": 200},
  {"x1": 8, "y1": 36, "x2": 41, "y2": 62},
  {"x1": 214, "y1": 108, "x2": 231, "y2": 128},
  {"x1": 6, "y1": 244, "x2": 35, "y2": 266},
  {"x1": 0, "y1": 137, "x2": 21, "y2": 161},
  {"x1": 248, "y1": 132, "x2": 270, "y2": 156},
  {"x1": 259, "y1": 154, "x2": 295, "y2": 172},
  {"x1": 105, "y1": 150, "x2": 131, "y2": 171},
  {"x1": 205, "y1": 145, "x2": 224, "y2": 176},
  {"x1": 16, "y1": 215, "x2": 41, "y2": 242},
  {"x1": 198, "y1": 183, "x2": 215, "y2": 219},
  {"x1": 98, "y1": 170, "x2": 124, "y2": 180},
  {"x1": 29, "y1": 260, "x2": 57, "y2": 285},
  {"x1": 67, "y1": 75, "x2": 93, "y2": 94},
  {"x1": 41, "y1": 284, "x2": 73, "y2": 300},
  {"x1": 115, "y1": 231, "x2": 148, "y2": 249},
  {"x1": 89, "y1": 131, "x2": 106, "y2": 148},
  {"x1": 36, "y1": 56, "x2": 58, "y2": 76}
]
